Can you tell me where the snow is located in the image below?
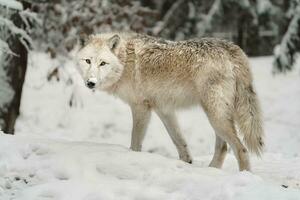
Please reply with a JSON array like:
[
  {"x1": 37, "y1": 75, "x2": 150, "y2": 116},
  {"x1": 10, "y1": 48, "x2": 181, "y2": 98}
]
[
  {"x1": 1, "y1": 134, "x2": 300, "y2": 200},
  {"x1": 0, "y1": 39, "x2": 13, "y2": 54},
  {"x1": 0, "y1": 0, "x2": 23, "y2": 11},
  {"x1": 256, "y1": 0, "x2": 272, "y2": 14},
  {"x1": 0, "y1": 52, "x2": 300, "y2": 199}
]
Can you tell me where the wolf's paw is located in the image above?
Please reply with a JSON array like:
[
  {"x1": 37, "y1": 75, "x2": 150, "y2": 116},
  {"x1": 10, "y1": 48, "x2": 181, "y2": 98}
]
[{"x1": 180, "y1": 154, "x2": 193, "y2": 164}]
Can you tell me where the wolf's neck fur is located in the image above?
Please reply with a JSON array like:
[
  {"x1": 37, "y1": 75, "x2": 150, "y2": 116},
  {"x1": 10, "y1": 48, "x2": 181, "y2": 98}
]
[{"x1": 104, "y1": 39, "x2": 136, "y2": 96}]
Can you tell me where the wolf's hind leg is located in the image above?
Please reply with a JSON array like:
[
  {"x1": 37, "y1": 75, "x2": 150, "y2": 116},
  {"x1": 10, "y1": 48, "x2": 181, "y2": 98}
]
[
  {"x1": 207, "y1": 114, "x2": 250, "y2": 171},
  {"x1": 155, "y1": 109, "x2": 192, "y2": 163},
  {"x1": 200, "y1": 77, "x2": 250, "y2": 171},
  {"x1": 130, "y1": 104, "x2": 151, "y2": 151},
  {"x1": 209, "y1": 135, "x2": 227, "y2": 168}
]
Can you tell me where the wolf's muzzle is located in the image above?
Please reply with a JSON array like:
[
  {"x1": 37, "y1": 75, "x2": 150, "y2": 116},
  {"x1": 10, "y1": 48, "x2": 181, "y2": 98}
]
[
  {"x1": 86, "y1": 77, "x2": 97, "y2": 89},
  {"x1": 86, "y1": 81, "x2": 95, "y2": 89}
]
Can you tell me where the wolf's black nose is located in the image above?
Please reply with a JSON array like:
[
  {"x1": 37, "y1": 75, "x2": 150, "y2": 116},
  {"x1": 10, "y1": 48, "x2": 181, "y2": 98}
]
[{"x1": 86, "y1": 81, "x2": 95, "y2": 89}]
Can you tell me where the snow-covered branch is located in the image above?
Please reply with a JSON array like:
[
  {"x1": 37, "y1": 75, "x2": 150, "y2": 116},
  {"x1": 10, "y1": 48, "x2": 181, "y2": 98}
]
[
  {"x1": 0, "y1": 38, "x2": 17, "y2": 55},
  {"x1": 153, "y1": 0, "x2": 185, "y2": 36},
  {"x1": 0, "y1": 16, "x2": 32, "y2": 51},
  {"x1": 196, "y1": 0, "x2": 222, "y2": 37},
  {"x1": 0, "y1": 0, "x2": 23, "y2": 10},
  {"x1": 273, "y1": 3, "x2": 300, "y2": 73},
  {"x1": 19, "y1": 9, "x2": 42, "y2": 30}
]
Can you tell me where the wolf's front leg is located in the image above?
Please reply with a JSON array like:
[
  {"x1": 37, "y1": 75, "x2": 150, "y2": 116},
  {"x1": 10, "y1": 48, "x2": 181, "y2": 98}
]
[
  {"x1": 155, "y1": 109, "x2": 192, "y2": 164},
  {"x1": 130, "y1": 104, "x2": 151, "y2": 151}
]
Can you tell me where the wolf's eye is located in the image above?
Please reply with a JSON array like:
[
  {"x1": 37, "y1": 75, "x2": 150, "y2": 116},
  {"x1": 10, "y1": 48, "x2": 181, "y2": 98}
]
[
  {"x1": 99, "y1": 61, "x2": 107, "y2": 66},
  {"x1": 85, "y1": 59, "x2": 91, "y2": 64}
]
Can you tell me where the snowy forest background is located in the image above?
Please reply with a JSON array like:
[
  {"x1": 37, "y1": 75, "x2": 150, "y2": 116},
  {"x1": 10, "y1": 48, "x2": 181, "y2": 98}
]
[{"x1": 0, "y1": 0, "x2": 300, "y2": 133}]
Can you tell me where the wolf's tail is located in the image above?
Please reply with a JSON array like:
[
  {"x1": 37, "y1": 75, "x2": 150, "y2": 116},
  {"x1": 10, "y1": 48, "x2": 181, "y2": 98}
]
[{"x1": 234, "y1": 61, "x2": 264, "y2": 156}]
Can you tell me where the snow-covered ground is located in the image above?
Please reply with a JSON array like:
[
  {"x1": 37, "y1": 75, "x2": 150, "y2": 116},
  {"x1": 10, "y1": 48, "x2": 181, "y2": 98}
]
[{"x1": 0, "y1": 52, "x2": 300, "y2": 199}]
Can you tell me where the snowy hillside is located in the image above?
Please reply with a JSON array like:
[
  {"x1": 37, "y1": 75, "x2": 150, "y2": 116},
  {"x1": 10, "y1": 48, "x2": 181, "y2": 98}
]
[
  {"x1": 0, "y1": 52, "x2": 300, "y2": 199},
  {"x1": 1, "y1": 134, "x2": 300, "y2": 200}
]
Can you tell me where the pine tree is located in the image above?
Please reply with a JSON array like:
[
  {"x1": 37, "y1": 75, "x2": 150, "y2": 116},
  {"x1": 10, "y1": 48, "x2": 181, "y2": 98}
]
[
  {"x1": 273, "y1": 0, "x2": 300, "y2": 73},
  {"x1": 0, "y1": 0, "x2": 36, "y2": 133}
]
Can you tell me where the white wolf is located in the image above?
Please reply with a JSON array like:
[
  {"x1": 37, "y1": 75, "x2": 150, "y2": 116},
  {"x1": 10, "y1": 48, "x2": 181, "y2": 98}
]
[{"x1": 76, "y1": 32, "x2": 264, "y2": 171}]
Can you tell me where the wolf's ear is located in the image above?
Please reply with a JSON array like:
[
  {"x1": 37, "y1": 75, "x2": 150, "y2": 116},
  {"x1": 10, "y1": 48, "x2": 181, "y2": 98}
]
[{"x1": 108, "y1": 34, "x2": 120, "y2": 51}]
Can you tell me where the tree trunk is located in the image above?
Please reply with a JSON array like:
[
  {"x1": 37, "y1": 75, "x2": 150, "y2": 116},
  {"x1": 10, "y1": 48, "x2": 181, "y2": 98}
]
[{"x1": 0, "y1": 3, "x2": 30, "y2": 134}]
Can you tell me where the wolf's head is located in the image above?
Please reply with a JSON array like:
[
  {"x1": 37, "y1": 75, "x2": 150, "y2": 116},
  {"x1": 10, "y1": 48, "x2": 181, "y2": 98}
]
[{"x1": 76, "y1": 34, "x2": 124, "y2": 90}]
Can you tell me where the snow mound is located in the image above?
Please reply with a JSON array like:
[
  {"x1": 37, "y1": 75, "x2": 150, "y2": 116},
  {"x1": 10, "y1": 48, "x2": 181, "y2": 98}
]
[{"x1": 0, "y1": 134, "x2": 299, "y2": 200}]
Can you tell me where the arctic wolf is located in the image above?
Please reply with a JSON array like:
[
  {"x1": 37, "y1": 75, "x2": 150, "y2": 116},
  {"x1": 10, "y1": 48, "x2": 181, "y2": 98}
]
[{"x1": 76, "y1": 32, "x2": 264, "y2": 171}]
